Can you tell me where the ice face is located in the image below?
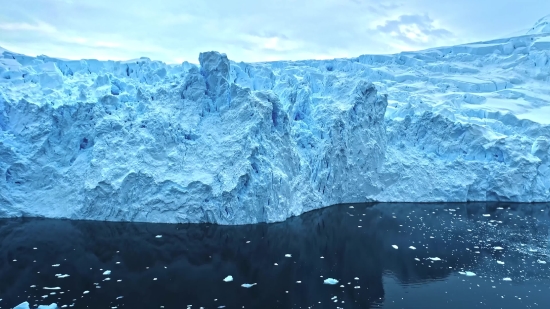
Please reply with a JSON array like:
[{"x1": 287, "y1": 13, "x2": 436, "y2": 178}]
[
  {"x1": 0, "y1": 50, "x2": 387, "y2": 224},
  {"x1": 1, "y1": 16, "x2": 550, "y2": 224}
]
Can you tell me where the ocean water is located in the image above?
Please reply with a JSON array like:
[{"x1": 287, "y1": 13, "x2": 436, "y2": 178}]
[{"x1": 0, "y1": 202, "x2": 549, "y2": 309}]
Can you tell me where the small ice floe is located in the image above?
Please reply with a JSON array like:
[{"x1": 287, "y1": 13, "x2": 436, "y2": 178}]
[
  {"x1": 116, "y1": 296, "x2": 124, "y2": 300},
  {"x1": 493, "y1": 246, "x2": 504, "y2": 250},
  {"x1": 354, "y1": 277, "x2": 359, "y2": 280},
  {"x1": 153, "y1": 278, "x2": 157, "y2": 281},
  {"x1": 428, "y1": 257, "x2": 442, "y2": 261},
  {"x1": 354, "y1": 286, "x2": 360, "y2": 289},
  {"x1": 116, "y1": 262, "x2": 120, "y2": 264},
  {"x1": 482, "y1": 214, "x2": 491, "y2": 217},
  {"x1": 429, "y1": 236, "x2": 435, "y2": 239},
  {"x1": 103, "y1": 278, "x2": 111, "y2": 281},
  {"x1": 223, "y1": 276, "x2": 233, "y2": 282},
  {"x1": 459, "y1": 271, "x2": 476, "y2": 276},
  {"x1": 56, "y1": 274, "x2": 70, "y2": 278},
  {"x1": 296, "y1": 281, "x2": 301, "y2": 283},
  {"x1": 52, "y1": 264, "x2": 60, "y2": 267},
  {"x1": 241, "y1": 283, "x2": 257, "y2": 288},
  {"x1": 83, "y1": 291, "x2": 90, "y2": 294},
  {"x1": 103, "y1": 270, "x2": 111, "y2": 275},
  {"x1": 503, "y1": 277, "x2": 512, "y2": 281},
  {"x1": 323, "y1": 278, "x2": 338, "y2": 285},
  {"x1": 409, "y1": 246, "x2": 416, "y2": 250},
  {"x1": 414, "y1": 258, "x2": 420, "y2": 261},
  {"x1": 497, "y1": 261, "x2": 505, "y2": 265},
  {"x1": 320, "y1": 256, "x2": 324, "y2": 259},
  {"x1": 285, "y1": 254, "x2": 292, "y2": 257},
  {"x1": 392, "y1": 245, "x2": 398, "y2": 249},
  {"x1": 246, "y1": 241, "x2": 250, "y2": 244},
  {"x1": 43, "y1": 287, "x2": 61, "y2": 290},
  {"x1": 117, "y1": 280, "x2": 122, "y2": 282},
  {"x1": 30, "y1": 285, "x2": 36, "y2": 288},
  {"x1": 274, "y1": 263, "x2": 279, "y2": 266},
  {"x1": 537, "y1": 260, "x2": 547, "y2": 264},
  {"x1": 529, "y1": 248, "x2": 538, "y2": 252},
  {"x1": 497, "y1": 207, "x2": 504, "y2": 210},
  {"x1": 155, "y1": 235, "x2": 162, "y2": 238}
]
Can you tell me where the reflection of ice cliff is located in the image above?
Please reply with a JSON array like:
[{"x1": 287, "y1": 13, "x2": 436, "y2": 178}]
[
  {"x1": 1, "y1": 16, "x2": 550, "y2": 224},
  {"x1": 1, "y1": 203, "x2": 548, "y2": 308}
]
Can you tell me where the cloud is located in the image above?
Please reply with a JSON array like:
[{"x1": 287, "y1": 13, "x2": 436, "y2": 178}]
[
  {"x1": 376, "y1": 14, "x2": 453, "y2": 46},
  {"x1": 1, "y1": 0, "x2": 550, "y2": 63}
]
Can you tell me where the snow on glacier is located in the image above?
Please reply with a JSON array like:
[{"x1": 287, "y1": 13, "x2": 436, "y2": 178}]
[{"x1": 1, "y1": 18, "x2": 550, "y2": 224}]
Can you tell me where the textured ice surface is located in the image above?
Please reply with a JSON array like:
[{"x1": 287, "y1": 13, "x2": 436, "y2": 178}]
[{"x1": 1, "y1": 17, "x2": 550, "y2": 224}]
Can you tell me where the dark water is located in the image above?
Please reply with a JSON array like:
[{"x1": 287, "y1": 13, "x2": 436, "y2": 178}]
[{"x1": 1, "y1": 203, "x2": 550, "y2": 309}]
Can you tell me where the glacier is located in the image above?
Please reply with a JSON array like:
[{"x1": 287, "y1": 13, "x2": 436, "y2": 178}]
[{"x1": 1, "y1": 17, "x2": 550, "y2": 224}]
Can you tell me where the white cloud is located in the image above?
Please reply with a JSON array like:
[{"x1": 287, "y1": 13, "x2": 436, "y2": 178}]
[{"x1": 0, "y1": 0, "x2": 549, "y2": 63}]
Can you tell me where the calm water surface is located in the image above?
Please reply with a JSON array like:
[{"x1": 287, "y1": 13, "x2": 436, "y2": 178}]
[{"x1": 0, "y1": 202, "x2": 549, "y2": 309}]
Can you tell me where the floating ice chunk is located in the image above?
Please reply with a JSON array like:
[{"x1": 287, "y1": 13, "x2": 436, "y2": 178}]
[
  {"x1": 274, "y1": 263, "x2": 278, "y2": 265},
  {"x1": 285, "y1": 254, "x2": 292, "y2": 257},
  {"x1": 56, "y1": 274, "x2": 70, "y2": 278},
  {"x1": 103, "y1": 270, "x2": 111, "y2": 275},
  {"x1": 459, "y1": 271, "x2": 476, "y2": 276},
  {"x1": 537, "y1": 260, "x2": 547, "y2": 264},
  {"x1": 296, "y1": 281, "x2": 301, "y2": 283},
  {"x1": 13, "y1": 302, "x2": 59, "y2": 309},
  {"x1": 409, "y1": 246, "x2": 416, "y2": 250},
  {"x1": 503, "y1": 277, "x2": 512, "y2": 281},
  {"x1": 246, "y1": 241, "x2": 250, "y2": 243},
  {"x1": 349, "y1": 206, "x2": 354, "y2": 208},
  {"x1": 497, "y1": 261, "x2": 505, "y2": 265},
  {"x1": 354, "y1": 286, "x2": 360, "y2": 289},
  {"x1": 43, "y1": 287, "x2": 61, "y2": 290},
  {"x1": 83, "y1": 291, "x2": 90, "y2": 294},
  {"x1": 116, "y1": 296, "x2": 123, "y2": 300},
  {"x1": 241, "y1": 283, "x2": 257, "y2": 288},
  {"x1": 482, "y1": 214, "x2": 491, "y2": 217},
  {"x1": 428, "y1": 257, "x2": 442, "y2": 261},
  {"x1": 414, "y1": 258, "x2": 420, "y2": 261},
  {"x1": 52, "y1": 264, "x2": 60, "y2": 267},
  {"x1": 354, "y1": 277, "x2": 359, "y2": 280},
  {"x1": 223, "y1": 276, "x2": 233, "y2": 282},
  {"x1": 392, "y1": 245, "x2": 398, "y2": 249},
  {"x1": 14, "y1": 302, "x2": 30, "y2": 309},
  {"x1": 493, "y1": 246, "x2": 504, "y2": 250},
  {"x1": 323, "y1": 278, "x2": 339, "y2": 285},
  {"x1": 155, "y1": 235, "x2": 162, "y2": 238}
]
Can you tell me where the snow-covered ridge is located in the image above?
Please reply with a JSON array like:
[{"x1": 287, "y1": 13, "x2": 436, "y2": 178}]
[{"x1": 1, "y1": 19, "x2": 550, "y2": 224}]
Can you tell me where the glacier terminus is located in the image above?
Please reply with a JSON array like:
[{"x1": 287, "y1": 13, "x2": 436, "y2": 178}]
[{"x1": 1, "y1": 17, "x2": 550, "y2": 224}]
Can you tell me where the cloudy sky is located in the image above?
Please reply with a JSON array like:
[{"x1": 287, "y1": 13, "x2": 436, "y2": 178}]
[{"x1": 0, "y1": 0, "x2": 548, "y2": 63}]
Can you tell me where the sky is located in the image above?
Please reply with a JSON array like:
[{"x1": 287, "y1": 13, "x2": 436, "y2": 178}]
[{"x1": 0, "y1": 0, "x2": 549, "y2": 63}]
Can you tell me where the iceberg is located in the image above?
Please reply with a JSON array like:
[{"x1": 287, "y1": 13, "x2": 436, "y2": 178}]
[{"x1": 1, "y1": 17, "x2": 550, "y2": 224}]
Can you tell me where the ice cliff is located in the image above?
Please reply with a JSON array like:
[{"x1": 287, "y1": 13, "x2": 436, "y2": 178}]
[{"x1": 1, "y1": 18, "x2": 550, "y2": 224}]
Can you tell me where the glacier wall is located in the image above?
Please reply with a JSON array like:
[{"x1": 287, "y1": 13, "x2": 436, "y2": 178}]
[
  {"x1": 0, "y1": 51, "x2": 387, "y2": 224},
  {"x1": 1, "y1": 23, "x2": 550, "y2": 224}
]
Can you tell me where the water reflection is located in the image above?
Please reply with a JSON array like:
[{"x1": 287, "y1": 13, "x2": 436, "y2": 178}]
[{"x1": 0, "y1": 202, "x2": 549, "y2": 309}]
